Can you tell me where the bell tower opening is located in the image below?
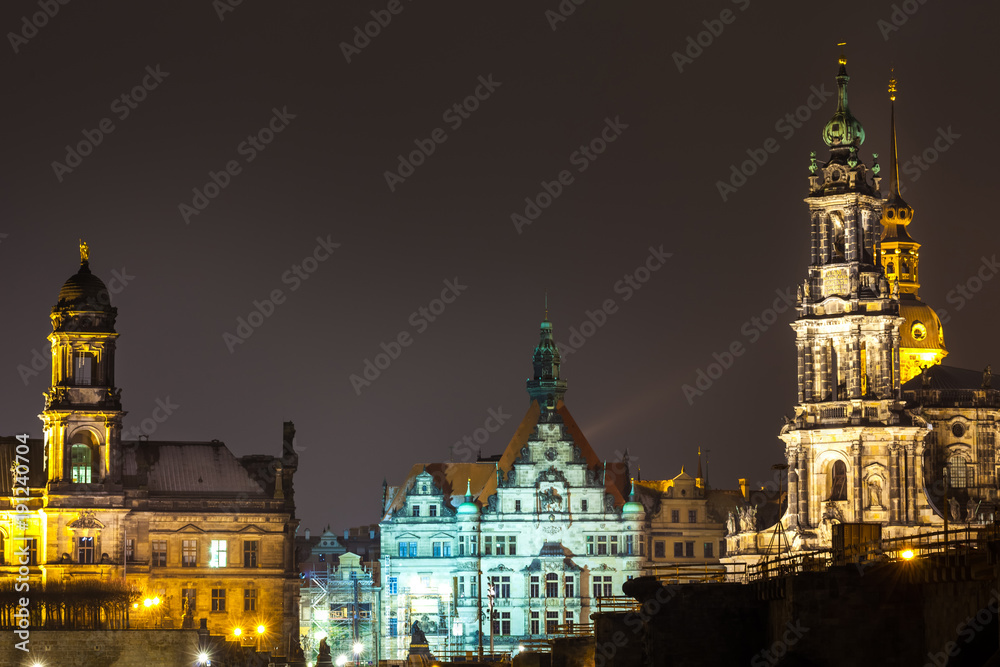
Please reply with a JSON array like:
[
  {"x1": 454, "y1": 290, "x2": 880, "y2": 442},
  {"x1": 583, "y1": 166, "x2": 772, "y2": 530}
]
[{"x1": 70, "y1": 430, "x2": 100, "y2": 483}]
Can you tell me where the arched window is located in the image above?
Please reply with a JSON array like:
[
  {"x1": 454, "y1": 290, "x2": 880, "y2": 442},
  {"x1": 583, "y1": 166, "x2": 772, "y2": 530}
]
[
  {"x1": 948, "y1": 456, "x2": 969, "y2": 488},
  {"x1": 830, "y1": 213, "x2": 846, "y2": 261},
  {"x1": 70, "y1": 430, "x2": 99, "y2": 484},
  {"x1": 545, "y1": 573, "x2": 559, "y2": 598},
  {"x1": 829, "y1": 460, "x2": 848, "y2": 501},
  {"x1": 901, "y1": 260, "x2": 910, "y2": 276},
  {"x1": 886, "y1": 261, "x2": 895, "y2": 275}
]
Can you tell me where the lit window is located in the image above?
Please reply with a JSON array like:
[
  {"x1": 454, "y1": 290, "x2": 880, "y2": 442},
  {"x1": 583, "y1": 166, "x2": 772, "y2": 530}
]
[
  {"x1": 209, "y1": 540, "x2": 227, "y2": 567},
  {"x1": 77, "y1": 536, "x2": 94, "y2": 564},
  {"x1": 70, "y1": 444, "x2": 93, "y2": 484},
  {"x1": 949, "y1": 456, "x2": 969, "y2": 488}
]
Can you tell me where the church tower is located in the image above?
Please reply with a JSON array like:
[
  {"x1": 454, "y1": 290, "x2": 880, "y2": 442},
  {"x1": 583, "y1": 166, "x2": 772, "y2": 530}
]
[
  {"x1": 779, "y1": 56, "x2": 932, "y2": 539},
  {"x1": 40, "y1": 242, "x2": 125, "y2": 489},
  {"x1": 878, "y1": 77, "x2": 947, "y2": 383},
  {"x1": 526, "y1": 315, "x2": 567, "y2": 410}
]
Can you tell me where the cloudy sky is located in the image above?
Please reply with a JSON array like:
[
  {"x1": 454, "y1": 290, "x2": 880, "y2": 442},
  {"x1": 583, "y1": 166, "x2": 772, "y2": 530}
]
[{"x1": 2, "y1": 0, "x2": 998, "y2": 532}]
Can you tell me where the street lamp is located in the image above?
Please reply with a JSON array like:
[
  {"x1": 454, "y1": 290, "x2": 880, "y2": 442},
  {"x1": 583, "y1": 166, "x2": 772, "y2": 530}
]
[
  {"x1": 256, "y1": 625, "x2": 266, "y2": 652},
  {"x1": 233, "y1": 627, "x2": 243, "y2": 639}
]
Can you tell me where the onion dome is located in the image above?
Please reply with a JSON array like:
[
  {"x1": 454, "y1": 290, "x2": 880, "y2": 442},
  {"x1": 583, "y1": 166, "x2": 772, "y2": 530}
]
[
  {"x1": 898, "y1": 301, "x2": 945, "y2": 351},
  {"x1": 822, "y1": 54, "x2": 866, "y2": 148},
  {"x1": 457, "y1": 478, "x2": 479, "y2": 517},
  {"x1": 622, "y1": 479, "x2": 644, "y2": 515}
]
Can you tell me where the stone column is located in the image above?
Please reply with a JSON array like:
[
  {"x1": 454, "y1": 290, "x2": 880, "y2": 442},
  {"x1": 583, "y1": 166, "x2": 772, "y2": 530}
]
[
  {"x1": 852, "y1": 441, "x2": 863, "y2": 521},
  {"x1": 804, "y1": 344, "x2": 814, "y2": 403},
  {"x1": 787, "y1": 446, "x2": 799, "y2": 527},
  {"x1": 796, "y1": 342, "x2": 806, "y2": 404},
  {"x1": 888, "y1": 444, "x2": 900, "y2": 524},
  {"x1": 906, "y1": 442, "x2": 918, "y2": 523},
  {"x1": 798, "y1": 450, "x2": 810, "y2": 528}
]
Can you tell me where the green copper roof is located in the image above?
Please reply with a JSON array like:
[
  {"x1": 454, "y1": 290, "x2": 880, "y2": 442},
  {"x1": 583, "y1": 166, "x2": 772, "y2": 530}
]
[{"x1": 822, "y1": 59, "x2": 865, "y2": 149}]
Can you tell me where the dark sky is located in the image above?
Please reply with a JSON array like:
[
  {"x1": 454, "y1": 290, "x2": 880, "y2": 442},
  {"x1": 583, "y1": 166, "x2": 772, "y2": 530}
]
[{"x1": 2, "y1": 1, "x2": 998, "y2": 533}]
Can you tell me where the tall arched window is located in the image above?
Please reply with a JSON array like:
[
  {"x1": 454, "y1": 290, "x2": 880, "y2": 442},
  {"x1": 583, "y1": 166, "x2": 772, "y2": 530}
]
[
  {"x1": 545, "y1": 573, "x2": 558, "y2": 598},
  {"x1": 948, "y1": 456, "x2": 969, "y2": 488},
  {"x1": 70, "y1": 430, "x2": 99, "y2": 484},
  {"x1": 830, "y1": 213, "x2": 846, "y2": 261},
  {"x1": 887, "y1": 261, "x2": 895, "y2": 275},
  {"x1": 829, "y1": 460, "x2": 848, "y2": 501}
]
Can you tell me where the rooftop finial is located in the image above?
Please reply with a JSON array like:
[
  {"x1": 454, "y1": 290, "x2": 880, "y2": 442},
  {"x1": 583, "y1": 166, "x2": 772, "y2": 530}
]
[
  {"x1": 544, "y1": 291, "x2": 548, "y2": 321},
  {"x1": 838, "y1": 42, "x2": 847, "y2": 66},
  {"x1": 465, "y1": 477, "x2": 472, "y2": 498},
  {"x1": 79, "y1": 239, "x2": 89, "y2": 263},
  {"x1": 889, "y1": 70, "x2": 897, "y2": 102}
]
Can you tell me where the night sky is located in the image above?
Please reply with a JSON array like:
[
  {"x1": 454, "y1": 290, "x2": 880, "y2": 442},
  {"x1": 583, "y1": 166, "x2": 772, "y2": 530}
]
[{"x1": 2, "y1": 1, "x2": 998, "y2": 534}]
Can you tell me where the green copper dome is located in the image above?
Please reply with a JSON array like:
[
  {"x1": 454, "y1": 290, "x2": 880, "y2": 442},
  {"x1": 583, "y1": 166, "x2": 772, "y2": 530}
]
[
  {"x1": 457, "y1": 478, "x2": 479, "y2": 517},
  {"x1": 622, "y1": 480, "x2": 644, "y2": 514},
  {"x1": 822, "y1": 59, "x2": 865, "y2": 148}
]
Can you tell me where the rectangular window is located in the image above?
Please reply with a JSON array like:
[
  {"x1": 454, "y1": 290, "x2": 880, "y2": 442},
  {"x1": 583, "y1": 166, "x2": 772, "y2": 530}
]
[
  {"x1": 530, "y1": 611, "x2": 540, "y2": 635},
  {"x1": 655, "y1": 541, "x2": 666, "y2": 558},
  {"x1": 240, "y1": 540, "x2": 258, "y2": 567},
  {"x1": 673, "y1": 542, "x2": 683, "y2": 558},
  {"x1": 704, "y1": 542, "x2": 714, "y2": 558},
  {"x1": 496, "y1": 536, "x2": 506, "y2": 556},
  {"x1": 78, "y1": 536, "x2": 94, "y2": 564},
  {"x1": 581, "y1": 499, "x2": 588, "y2": 511},
  {"x1": 564, "y1": 575, "x2": 575, "y2": 598},
  {"x1": 720, "y1": 540, "x2": 727, "y2": 558},
  {"x1": 433, "y1": 542, "x2": 442, "y2": 558},
  {"x1": 412, "y1": 505, "x2": 420, "y2": 517},
  {"x1": 75, "y1": 354, "x2": 93, "y2": 385},
  {"x1": 125, "y1": 538, "x2": 135, "y2": 562},
  {"x1": 603, "y1": 578, "x2": 613, "y2": 598},
  {"x1": 471, "y1": 578, "x2": 477, "y2": 599},
  {"x1": 685, "y1": 542, "x2": 695, "y2": 558},
  {"x1": 545, "y1": 574, "x2": 558, "y2": 598},
  {"x1": 530, "y1": 575, "x2": 539, "y2": 598},
  {"x1": 586, "y1": 535, "x2": 594, "y2": 555},
  {"x1": 689, "y1": 510, "x2": 698, "y2": 523},
  {"x1": 565, "y1": 611, "x2": 574, "y2": 629},
  {"x1": 244, "y1": 588, "x2": 257, "y2": 612},
  {"x1": 409, "y1": 542, "x2": 417, "y2": 557},
  {"x1": 209, "y1": 539, "x2": 227, "y2": 568},
  {"x1": 27, "y1": 538, "x2": 38, "y2": 565},
  {"x1": 671, "y1": 509, "x2": 680, "y2": 523},
  {"x1": 610, "y1": 536, "x2": 619, "y2": 556},
  {"x1": 597, "y1": 535, "x2": 608, "y2": 556},
  {"x1": 592, "y1": 577, "x2": 603, "y2": 599},
  {"x1": 484, "y1": 536, "x2": 493, "y2": 555},
  {"x1": 398, "y1": 542, "x2": 407, "y2": 557},
  {"x1": 443, "y1": 543, "x2": 451, "y2": 557},
  {"x1": 182, "y1": 539, "x2": 197, "y2": 567},
  {"x1": 509, "y1": 536, "x2": 517, "y2": 556},
  {"x1": 515, "y1": 500, "x2": 521, "y2": 512},
  {"x1": 388, "y1": 576, "x2": 398, "y2": 595},
  {"x1": 429, "y1": 505, "x2": 437, "y2": 517},
  {"x1": 182, "y1": 588, "x2": 196, "y2": 615},
  {"x1": 546, "y1": 611, "x2": 559, "y2": 634},
  {"x1": 490, "y1": 576, "x2": 511, "y2": 599},
  {"x1": 152, "y1": 540, "x2": 167, "y2": 567},
  {"x1": 499, "y1": 611, "x2": 511, "y2": 636},
  {"x1": 211, "y1": 588, "x2": 226, "y2": 612},
  {"x1": 470, "y1": 537, "x2": 477, "y2": 555},
  {"x1": 626, "y1": 535, "x2": 634, "y2": 556},
  {"x1": 458, "y1": 535, "x2": 466, "y2": 556}
]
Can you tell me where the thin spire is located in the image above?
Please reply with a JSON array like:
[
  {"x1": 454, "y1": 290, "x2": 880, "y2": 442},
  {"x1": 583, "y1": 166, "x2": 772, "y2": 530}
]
[
  {"x1": 696, "y1": 447, "x2": 703, "y2": 480},
  {"x1": 886, "y1": 72, "x2": 907, "y2": 205},
  {"x1": 465, "y1": 477, "x2": 472, "y2": 499},
  {"x1": 544, "y1": 291, "x2": 548, "y2": 321}
]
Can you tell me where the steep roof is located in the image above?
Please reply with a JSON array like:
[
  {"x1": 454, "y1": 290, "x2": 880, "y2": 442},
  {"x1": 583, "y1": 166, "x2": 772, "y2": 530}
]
[
  {"x1": 901, "y1": 365, "x2": 998, "y2": 392},
  {"x1": 122, "y1": 440, "x2": 266, "y2": 495}
]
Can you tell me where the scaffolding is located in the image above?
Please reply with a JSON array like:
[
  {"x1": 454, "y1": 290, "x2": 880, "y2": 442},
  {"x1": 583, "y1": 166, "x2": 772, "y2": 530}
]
[{"x1": 302, "y1": 555, "x2": 379, "y2": 664}]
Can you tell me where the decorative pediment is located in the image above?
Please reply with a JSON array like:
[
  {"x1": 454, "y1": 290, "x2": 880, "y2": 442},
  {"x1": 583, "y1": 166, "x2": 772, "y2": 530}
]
[
  {"x1": 177, "y1": 523, "x2": 207, "y2": 533},
  {"x1": 67, "y1": 512, "x2": 104, "y2": 530},
  {"x1": 490, "y1": 563, "x2": 514, "y2": 572},
  {"x1": 536, "y1": 466, "x2": 567, "y2": 484},
  {"x1": 236, "y1": 524, "x2": 266, "y2": 533},
  {"x1": 592, "y1": 563, "x2": 617, "y2": 572}
]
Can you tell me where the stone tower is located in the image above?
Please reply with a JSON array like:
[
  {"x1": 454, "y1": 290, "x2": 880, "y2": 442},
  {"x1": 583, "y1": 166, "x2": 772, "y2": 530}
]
[
  {"x1": 39, "y1": 242, "x2": 125, "y2": 490},
  {"x1": 779, "y1": 56, "x2": 932, "y2": 541},
  {"x1": 878, "y1": 77, "x2": 947, "y2": 383}
]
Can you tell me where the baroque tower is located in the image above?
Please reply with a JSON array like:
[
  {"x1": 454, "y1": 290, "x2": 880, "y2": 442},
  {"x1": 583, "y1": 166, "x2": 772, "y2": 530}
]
[
  {"x1": 778, "y1": 56, "x2": 935, "y2": 542},
  {"x1": 40, "y1": 242, "x2": 125, "y2": 489},
  {"x1": 878, "y1": 77, "x2": 947, "y2": 383}
]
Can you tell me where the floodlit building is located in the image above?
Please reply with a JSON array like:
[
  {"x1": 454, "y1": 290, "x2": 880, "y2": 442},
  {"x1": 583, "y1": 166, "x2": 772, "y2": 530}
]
[
  {"x1": 0, "y1": 246, "x2": 301, "y2": 656},
  {"x1": 378, "y1": 318, "x2": 643, "y2": 659}
]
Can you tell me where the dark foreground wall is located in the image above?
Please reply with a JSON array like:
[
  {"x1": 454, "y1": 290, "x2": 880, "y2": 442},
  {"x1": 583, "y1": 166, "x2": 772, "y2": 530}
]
[
  {"x1": 0, "y1": 629, "x2": 201, "y2": 667},
  {"x1": 595, "y1": 561, "x2": 1000, "y2": 667}
]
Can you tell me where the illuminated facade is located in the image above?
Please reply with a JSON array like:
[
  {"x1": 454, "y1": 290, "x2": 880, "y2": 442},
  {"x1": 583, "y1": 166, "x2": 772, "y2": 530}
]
[
  {"x1": 1, "y1": 247, "x2": 301, "y2": 656},
  {"x1": 378, "y1": 319, "x2": 642, "y2": 659}
]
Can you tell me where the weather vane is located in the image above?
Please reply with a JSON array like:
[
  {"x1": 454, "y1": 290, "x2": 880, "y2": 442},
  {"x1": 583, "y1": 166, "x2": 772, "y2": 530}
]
[
  {"x1": 838, "y1": 42, "x2": 847, "y2": 65},
  {"x1": 79, "y1": 239, "x2": 89, "y2": 262}
]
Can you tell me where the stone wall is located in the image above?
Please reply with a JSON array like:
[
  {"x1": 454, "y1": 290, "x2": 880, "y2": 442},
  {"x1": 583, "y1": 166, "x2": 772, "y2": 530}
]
[{"x1": 0, "y1": 630, "x2": 201, "y2": 667}]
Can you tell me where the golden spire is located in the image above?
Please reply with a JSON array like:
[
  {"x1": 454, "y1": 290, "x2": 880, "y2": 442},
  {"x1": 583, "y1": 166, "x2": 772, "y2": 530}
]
[
  {"x1": 79, "y1": 239, "x2": 89, "y2": 263},
  {"x1": 838, "y1": 42, "x2": 847, "y2": 66},
  {"x1": 888, "y1": 69, "x2": 897, "y2": 102}
]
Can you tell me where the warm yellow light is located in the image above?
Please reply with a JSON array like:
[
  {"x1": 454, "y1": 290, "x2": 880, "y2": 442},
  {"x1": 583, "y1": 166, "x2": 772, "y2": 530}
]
[
  {"x1": 133, "y1": 603, "x2": 139, "y2": 609},
  {"x1": 901, "y1": 549, "x2": 914, "y2": 560},
  {"x1": 233, "y1": 627, "x2": 242, "y2": 637},
  {"x1": 257, "y1": 625, "x2": 266, "y2": 635},
  {"x1": 143, "y1": 598, "x2": 153, "y2": 608},
  {"x1": 153, "y1": 597, "x2": 160, "y2": 606}
]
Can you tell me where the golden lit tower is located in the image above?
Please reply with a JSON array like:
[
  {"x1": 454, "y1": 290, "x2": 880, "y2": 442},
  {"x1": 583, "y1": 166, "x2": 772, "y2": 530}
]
[
  {"x1": 879, "y1": 77, "x2": 947, "y2": 382},
  {"x1": 39, "y1": 242, "x2": 125, "y2": 489}
]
